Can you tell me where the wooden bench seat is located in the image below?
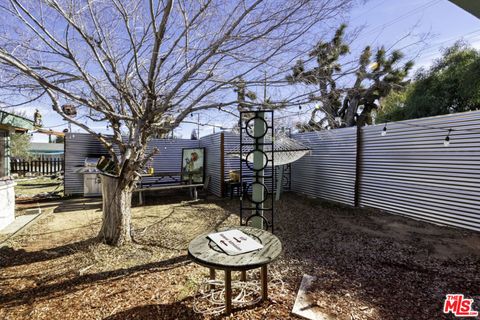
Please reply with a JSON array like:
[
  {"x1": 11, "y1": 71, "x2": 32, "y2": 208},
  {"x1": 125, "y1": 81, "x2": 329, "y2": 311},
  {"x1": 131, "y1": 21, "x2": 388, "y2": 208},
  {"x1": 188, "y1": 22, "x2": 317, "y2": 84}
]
[
  {"x1": 135, "y1": 183, "x2": 203, "y2": 204},
  {"x1": 135, "y1": 176, "x2": 210, "y2": 205}
]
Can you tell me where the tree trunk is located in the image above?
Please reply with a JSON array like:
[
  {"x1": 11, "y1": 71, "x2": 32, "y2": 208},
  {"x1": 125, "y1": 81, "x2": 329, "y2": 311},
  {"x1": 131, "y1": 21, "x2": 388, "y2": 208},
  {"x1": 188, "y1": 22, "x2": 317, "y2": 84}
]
[
  {"x1": 344, "y1": 96, "x2": 358, "y2": 127},
  {"x1": 98, "y1": 174, "x2": 132, "y2": 246}
]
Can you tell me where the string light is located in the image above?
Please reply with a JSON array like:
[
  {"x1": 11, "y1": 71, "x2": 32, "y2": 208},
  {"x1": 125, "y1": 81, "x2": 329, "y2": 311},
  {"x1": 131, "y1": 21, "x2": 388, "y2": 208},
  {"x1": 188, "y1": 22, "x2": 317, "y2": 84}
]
[
  {"x1": 444, "y1": 128, "x2": 452, "y2": 147},
  {"x1": 379, "y1": 119, "x2": 462, "y2": 146},
  {"x1": 298, "y1": 105, "x2": 302, "y2": 110},
  {"x1": 381, "y1": 123, "x2": 387, "y2": 136}
]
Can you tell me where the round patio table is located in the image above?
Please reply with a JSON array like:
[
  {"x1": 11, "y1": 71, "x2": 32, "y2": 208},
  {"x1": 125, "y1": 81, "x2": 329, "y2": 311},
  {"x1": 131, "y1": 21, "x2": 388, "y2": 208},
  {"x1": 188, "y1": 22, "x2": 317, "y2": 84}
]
[{"x1": 188, "y1": 226, "x2": 282, "y2": 315}]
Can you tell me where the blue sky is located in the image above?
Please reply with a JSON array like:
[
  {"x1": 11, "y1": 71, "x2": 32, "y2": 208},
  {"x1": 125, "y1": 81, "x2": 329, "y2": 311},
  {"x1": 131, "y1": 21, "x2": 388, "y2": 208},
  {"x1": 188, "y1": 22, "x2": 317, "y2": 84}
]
[
  {"x1": 17, "y1": 0, "x2": 480, "y2": 142},
  {"x1": 348, "y1": 0, "x2": 480, "y2": 67}
]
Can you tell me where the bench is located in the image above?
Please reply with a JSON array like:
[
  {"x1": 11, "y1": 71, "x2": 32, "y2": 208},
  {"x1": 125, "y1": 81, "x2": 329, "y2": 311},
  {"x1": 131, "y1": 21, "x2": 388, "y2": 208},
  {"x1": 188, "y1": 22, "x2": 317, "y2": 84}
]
[{"x1": 135, "y1": 176, "x2": 210, "y2": 205}]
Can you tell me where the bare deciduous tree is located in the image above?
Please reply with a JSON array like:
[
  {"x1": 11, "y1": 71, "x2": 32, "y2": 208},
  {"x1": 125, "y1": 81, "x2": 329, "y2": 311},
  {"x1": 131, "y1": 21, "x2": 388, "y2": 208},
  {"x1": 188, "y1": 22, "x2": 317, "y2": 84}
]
[{"x1": 0, "y1": 0, "x2": 350, "y2": 245}]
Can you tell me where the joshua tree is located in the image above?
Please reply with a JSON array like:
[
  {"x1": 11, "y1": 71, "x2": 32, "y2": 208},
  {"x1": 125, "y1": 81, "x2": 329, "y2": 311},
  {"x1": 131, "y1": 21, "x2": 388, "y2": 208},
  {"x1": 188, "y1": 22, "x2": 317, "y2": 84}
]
[
  {"x1": 0, "y1": 0, "x2": 351, "y2": 245},
  {"x1": 339, "y1": 46, "x2": 413, "y2": 127},
  {"x1": 287, "y1": 24, "x2": 349, "y2": 130},
  {"x1": 288, "y1": 24, "x2": 413, "y2": 130}
]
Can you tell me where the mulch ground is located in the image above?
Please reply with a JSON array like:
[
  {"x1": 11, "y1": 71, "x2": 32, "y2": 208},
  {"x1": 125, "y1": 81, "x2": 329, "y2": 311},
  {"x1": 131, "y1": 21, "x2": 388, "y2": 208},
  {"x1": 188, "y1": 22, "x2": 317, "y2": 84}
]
[{"x1": 0, "y1": 192, "x2": 479, "y2": 320}]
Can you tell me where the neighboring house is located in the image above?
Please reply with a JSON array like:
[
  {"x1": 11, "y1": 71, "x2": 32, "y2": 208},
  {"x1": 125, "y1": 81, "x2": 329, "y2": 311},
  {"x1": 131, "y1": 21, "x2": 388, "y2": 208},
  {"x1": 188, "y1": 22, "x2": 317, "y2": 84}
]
[
  {"x1": 0, "y1": 110, "x2": 34, "y2": 177},
  {"x1": 0, "y1": 110, "x2": 34, "y2": 230},
  {"x1": 29, "y1": 142, "x2": 64, "y2": 160}
]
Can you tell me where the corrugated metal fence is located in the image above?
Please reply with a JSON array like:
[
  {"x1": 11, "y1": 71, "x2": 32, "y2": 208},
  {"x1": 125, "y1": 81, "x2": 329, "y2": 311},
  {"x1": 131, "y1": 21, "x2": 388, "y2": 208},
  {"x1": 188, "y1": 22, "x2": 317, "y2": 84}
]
[
  {"x1": 64, "y1": 110, "x2": 480, "y2": 232},
  {"x1": 64, "y1": 133, "x2": 200, "y2": 195},
  {"x1": 198, "y1": 131, "x2": 279, "y2": 198},
  {"x1": 64, "y1": 133, "x2": 109, "y2": 195},
  {"x1": 291, "y1": 111, "x2": 480, "y2": 232},
  {"x1": 200, "y1": 133, "x2": 223, "y2": 197},
  {"x1": 65, "y1": 131, "x2": 281, "y2": 198},
  {"x1": 291, "y1": 128, "x2": 357, "y2": 206},
  {"x1": 360, "y1": 112, "x2": 480, "y2": 232}
]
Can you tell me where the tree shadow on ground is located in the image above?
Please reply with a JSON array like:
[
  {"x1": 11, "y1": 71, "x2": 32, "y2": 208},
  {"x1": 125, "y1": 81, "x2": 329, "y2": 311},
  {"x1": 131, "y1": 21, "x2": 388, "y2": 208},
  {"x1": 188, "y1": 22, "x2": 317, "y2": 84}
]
[
  {"x1": 103, "y1": 300, "x2": 202, "y2": 320},
  {"x1": 0, "y1": 255, "x2": 190, "y2": 308},
  {"x1": 103, "y1": 299, "x2": 275, "y2": 320},
  {"x1": 17, "y1": 183, "x2": 60, "y2": 188},
  {"x1": 6, "y1": 193, "x2": 476, "y2": 319},
  {"x1": 268, "y1": 194, "x2": 480, "y2": 320},
  {"x1": 178, "y1": 193, "x2": 480, "y2": 319},
  {"x1": 0, "y1": 237, "x2": 98, "y2": 269},
  {"x1": 53, "y1": 197, "x2": 102, "y2": 213}
]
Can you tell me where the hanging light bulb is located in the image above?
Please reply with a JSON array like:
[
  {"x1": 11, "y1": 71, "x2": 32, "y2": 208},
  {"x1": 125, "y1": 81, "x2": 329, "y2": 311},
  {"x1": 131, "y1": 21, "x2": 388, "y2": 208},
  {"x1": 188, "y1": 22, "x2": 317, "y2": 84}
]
[
  {"x1": 444, "y1": 129, "x2": 452, "y2": 147},
  {"x1": 381, "y1": 123, "x2": 387, "y2": 136},
  {"x1": 190, "y1": 113, "x2": 194, "y2": 117},
  {"x1": 299, "y1": 105, "x2": 302, "y2": 110}
]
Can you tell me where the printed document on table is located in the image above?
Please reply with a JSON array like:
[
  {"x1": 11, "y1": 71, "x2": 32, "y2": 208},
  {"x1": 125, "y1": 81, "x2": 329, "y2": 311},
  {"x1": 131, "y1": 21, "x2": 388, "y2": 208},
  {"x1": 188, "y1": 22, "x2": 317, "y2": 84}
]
[{"x1": 207, "y1": 229, "x2": 263, "y2": 255}]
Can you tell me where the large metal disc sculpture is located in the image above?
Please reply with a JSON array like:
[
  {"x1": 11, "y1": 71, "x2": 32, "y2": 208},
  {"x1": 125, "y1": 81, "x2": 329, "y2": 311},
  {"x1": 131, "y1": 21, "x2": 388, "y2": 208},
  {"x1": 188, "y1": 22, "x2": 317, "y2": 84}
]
[{"x1": 236, "y1": 111, "x2": 310, "y2": 232}]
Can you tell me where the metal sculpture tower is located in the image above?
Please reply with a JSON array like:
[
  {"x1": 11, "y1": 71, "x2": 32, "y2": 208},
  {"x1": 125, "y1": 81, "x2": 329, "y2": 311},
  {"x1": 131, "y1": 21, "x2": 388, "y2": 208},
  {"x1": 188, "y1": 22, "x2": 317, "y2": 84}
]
[{"x1": 240, "y1": 110, "x2": 274, "y2": 232}]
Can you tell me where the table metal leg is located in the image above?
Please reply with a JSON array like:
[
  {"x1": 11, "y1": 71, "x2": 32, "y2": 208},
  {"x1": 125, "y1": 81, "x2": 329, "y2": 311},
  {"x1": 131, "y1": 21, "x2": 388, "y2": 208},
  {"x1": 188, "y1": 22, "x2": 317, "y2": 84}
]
[
  {"x1": 209, "y1": 268, "x2": 216, "y2": 290},
  {"x1": 240, "y1": 270, "x2": 247, "y2": 281},
  {"x1": 261, "y1": 265, "x2": 268, "y2": 301},
  {"x1": 225, "y1": 270, "x2": 232, "y2": 314}
]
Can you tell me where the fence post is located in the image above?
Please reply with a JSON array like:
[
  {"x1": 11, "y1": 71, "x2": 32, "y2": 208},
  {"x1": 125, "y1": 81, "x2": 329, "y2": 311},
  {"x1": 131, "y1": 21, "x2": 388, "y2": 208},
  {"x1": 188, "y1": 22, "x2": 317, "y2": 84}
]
[
  {"x1": 220, "y1": 132, "x2": 225, "y2": 197},
  {"x1": 354, "y1": 125, "x2": 362, "y2": 207}
]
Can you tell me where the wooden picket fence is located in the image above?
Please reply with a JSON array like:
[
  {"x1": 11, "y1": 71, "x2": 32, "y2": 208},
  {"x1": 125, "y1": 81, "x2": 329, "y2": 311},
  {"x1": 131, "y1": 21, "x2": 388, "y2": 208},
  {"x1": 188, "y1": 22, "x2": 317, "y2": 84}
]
[{"x1": 10, "y1": 158, "x2": 64, "y2": 175}]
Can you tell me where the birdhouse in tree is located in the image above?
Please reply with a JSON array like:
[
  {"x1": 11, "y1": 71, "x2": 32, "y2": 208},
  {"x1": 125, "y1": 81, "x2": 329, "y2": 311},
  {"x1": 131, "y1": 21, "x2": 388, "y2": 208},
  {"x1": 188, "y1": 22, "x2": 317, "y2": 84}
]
[{"x1": 61, "y1": 104, "x2": 77, "y2": 117}]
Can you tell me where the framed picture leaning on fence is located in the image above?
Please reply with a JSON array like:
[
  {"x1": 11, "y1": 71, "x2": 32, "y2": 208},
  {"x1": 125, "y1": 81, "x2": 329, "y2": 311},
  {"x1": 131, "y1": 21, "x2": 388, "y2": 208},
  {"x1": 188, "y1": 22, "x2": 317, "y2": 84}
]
[{"x1": 181, "y1": 148, "x2": 205, "y2": 184}]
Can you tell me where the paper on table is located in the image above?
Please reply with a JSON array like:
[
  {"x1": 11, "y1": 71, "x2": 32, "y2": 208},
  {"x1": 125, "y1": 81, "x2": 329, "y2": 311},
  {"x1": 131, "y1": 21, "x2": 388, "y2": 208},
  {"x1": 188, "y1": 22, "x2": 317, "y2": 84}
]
[{"x1": 207, "y1": 229, "x2": 263, "y2": 255}]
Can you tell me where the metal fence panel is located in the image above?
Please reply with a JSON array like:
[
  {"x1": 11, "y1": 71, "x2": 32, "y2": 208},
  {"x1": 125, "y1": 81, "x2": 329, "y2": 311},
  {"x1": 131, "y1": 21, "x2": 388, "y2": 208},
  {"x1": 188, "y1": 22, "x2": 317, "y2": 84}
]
[
  {"x1": 64, "y1": 133, "x2": 109, "y2": 195},
  {"x1": 359, "y1": 111, "x2": 480, "y2": 232},
  {"x1": 200, "y1": 133, "x2": 223, "y2": 197},
  {"x1": 291, "y1": 128, "x2": 357, "y2": 206},
  {"x1": 64, "y1": 133, "x2": 200, "y2": 195}
]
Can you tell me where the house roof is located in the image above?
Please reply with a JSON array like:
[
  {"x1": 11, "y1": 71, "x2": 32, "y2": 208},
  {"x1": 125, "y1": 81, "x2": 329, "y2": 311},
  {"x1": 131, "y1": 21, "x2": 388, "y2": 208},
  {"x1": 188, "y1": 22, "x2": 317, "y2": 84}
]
[
  {"x1": 0, "y1": 110, "x2": 35, "y2": 131},
  {"x1": 29, "y1": 143, "x2": 64, "y2": 154}
]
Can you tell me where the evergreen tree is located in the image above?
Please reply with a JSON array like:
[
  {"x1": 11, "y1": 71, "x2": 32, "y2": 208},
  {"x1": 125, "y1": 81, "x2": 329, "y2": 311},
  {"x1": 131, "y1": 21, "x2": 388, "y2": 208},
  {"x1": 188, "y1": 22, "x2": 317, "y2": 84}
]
[{"x1": 379, "y1": 42, "x2": 480, "y2": 122}]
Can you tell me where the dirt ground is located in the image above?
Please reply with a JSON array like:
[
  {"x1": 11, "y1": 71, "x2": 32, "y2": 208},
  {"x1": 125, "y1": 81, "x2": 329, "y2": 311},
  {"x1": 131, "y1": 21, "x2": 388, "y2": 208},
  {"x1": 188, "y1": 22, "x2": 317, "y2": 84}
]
[{"x1": 0, "y1": 192, "x2": 479, "y2": 320}]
